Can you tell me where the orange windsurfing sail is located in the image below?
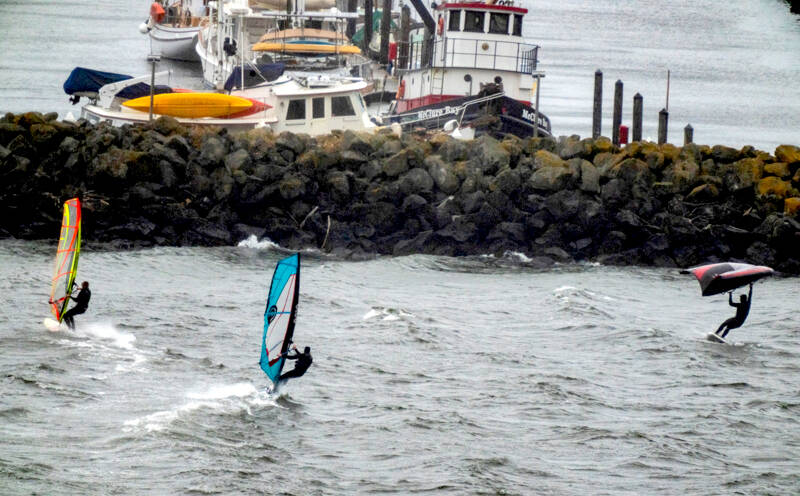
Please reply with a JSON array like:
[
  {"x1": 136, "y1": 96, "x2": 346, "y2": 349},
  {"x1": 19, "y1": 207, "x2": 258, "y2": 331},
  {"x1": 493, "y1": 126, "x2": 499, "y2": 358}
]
[{"x1": 49, "y1": 198, "x2": 81, "y2": 322}]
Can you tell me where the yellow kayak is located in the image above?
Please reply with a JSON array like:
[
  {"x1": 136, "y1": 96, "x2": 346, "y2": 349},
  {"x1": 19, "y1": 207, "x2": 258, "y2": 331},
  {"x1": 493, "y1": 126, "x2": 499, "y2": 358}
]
[
  {"x1": 251, "y1": 42, "x2": 362, "y2": 55},
  {"x1": 122, "y1": 93, "x2": 259, "y2": 119}
]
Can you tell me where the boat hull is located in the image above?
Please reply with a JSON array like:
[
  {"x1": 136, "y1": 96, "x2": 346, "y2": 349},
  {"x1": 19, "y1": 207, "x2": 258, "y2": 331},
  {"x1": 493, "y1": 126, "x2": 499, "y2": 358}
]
[
  {"x1": 391, "y1": 93, "x2": 551, "y2": 139},
  {"x1": 149, "y1": 24, "x2": 201, "y2": 61},
  {"x1": 81, "y1": 104, "x2": 275, "y2": 132}
]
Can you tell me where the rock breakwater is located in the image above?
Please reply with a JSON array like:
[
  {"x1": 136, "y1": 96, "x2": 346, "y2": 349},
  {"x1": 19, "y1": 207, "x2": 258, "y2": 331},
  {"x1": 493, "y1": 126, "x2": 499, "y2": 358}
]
[{"x1": 2, "y1": 112, "x2": 800, "y2": 273}]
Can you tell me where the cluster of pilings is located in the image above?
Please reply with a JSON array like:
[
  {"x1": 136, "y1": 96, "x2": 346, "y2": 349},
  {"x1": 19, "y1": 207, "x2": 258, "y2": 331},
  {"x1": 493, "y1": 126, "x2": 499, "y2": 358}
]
[
  {"x1": 345, "y1": 0, "x2": 430, "y2": 71},
  {"x1": 592, "y1": 70, "x2": 694, "y2": 147}
]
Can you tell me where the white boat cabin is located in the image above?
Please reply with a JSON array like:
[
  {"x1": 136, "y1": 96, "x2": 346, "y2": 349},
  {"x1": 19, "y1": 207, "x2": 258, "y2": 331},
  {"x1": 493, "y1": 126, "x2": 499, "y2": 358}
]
[
  {"x1": 395, "y1": 0, "x2": 543, "y2": 114},
  {"x1": 243, "y1": 76, "x2": 375, "y2": 134}
]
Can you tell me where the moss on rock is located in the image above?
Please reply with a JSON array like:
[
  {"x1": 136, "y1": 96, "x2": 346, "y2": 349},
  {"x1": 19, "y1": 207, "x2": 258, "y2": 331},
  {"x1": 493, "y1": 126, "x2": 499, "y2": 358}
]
[
  {"x1": 775, "y1": 145, "x2": 800, "y2": 165},
  {"x1": 757, "y1": 176, "x2": 794, "y2": 199}
]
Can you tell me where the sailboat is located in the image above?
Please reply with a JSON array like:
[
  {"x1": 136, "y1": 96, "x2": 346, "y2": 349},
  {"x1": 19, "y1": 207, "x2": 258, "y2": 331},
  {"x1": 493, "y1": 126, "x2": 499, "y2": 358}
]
[
  {"x1": 44, "y1": 198, "x2": 82, "y2": 331},
  {"x1": 259, "y1": 254, "x2": 300, "y2": 390}
]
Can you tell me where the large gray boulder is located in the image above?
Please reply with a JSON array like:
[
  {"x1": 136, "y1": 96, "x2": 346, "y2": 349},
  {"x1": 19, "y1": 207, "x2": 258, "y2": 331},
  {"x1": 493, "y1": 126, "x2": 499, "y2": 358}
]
[
  {"x1": 470, "y1": 135, "x2": 510, "y2": 175},
  {"x1": 425, "y1": 155, "x2": 460, "y2": 194},
  {"x1": 397, "y1": 168, "x2": 434, "y2": 196}
]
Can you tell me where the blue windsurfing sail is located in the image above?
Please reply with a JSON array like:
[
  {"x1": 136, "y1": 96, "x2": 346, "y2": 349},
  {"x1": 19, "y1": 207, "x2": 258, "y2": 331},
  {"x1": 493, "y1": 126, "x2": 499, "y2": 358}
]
[{"x1": 259, "y1": 253, "x2": 300, "y2": 384}]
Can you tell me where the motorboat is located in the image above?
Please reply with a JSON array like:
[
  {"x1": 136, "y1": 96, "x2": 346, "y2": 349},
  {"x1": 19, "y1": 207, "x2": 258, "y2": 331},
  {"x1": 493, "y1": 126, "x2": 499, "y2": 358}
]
[
  {"x1": 141, "y1": 0, "x2": 208, "y2": 61},
  {"x1": 62, "y1": 66, "x2": 376, "y2": 135}
]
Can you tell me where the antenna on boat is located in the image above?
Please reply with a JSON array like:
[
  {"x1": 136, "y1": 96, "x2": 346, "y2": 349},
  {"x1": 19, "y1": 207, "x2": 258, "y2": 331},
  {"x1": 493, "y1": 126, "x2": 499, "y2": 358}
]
[
  {"x1": 146, "y1": 54, "x2": 162, "y2": 121},
  {"x1": 240, "y1": 12, "x2": 245, "y2": 91}
]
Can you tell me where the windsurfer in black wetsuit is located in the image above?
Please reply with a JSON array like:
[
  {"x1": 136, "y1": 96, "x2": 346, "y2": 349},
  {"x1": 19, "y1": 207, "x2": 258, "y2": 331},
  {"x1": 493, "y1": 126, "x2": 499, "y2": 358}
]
[
  {"x1": 715, "y1": 283, "x2": 752, "y2": 338},
  {"x1": 62, "y1": 281, "x2": 91, "y2": 330},
  {"x1": 278, "y1": 344, "x2": 313, "y2": 383}
]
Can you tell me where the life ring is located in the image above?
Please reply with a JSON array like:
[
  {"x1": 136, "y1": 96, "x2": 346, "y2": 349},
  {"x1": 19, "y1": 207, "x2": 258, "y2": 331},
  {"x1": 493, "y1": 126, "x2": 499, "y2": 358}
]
[
  {"x1": 396, "y1": 79, "x2": 405, "y2": 99},
  {"x1": 437, "y1": 16, "x2": 444, "y2": 36}
]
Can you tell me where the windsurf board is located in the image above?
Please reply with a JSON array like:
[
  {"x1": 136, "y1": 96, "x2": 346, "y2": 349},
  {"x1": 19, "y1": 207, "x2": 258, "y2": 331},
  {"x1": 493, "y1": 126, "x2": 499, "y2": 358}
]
[
  {"x1": 706, "y1": 332, "x2": 727, "y2": 344},
  {"x1": 43, "y1": 317, "x2": 64, "y2": 332}
]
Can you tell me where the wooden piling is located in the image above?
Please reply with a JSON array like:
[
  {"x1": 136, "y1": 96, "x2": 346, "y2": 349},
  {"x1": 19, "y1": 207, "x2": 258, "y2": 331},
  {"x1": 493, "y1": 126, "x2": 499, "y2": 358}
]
[
  {"x1": 632, "y1": 93, "x2": 643, "y2": 142},
  {"x1": 399, "y1": 6, "x2": 410, "y2": 70},
  {"x1": 592, "y1": 70, "x2": 602, "y2": 139},
  {"x1": 422, "y1": 26, "x2": 432, "y2": 67},
  {"x1": 684, "y1": 124, "x2": 693, "y2": 145},
  {"x1": 346, "y1": 0, "x2": 357, "y2": 39},
  {"x1": 379, "y1": 0, "x2": 391, "y2": 65},
  {"x1": 658, "y1": 108, "x2": 669, "y2": 144},
  {"x1": 612, "y1": 79, "x2": 623, "y2": 146},
  {"x1": 364, "y1": 0, "x2": 373, "y2": 53}
]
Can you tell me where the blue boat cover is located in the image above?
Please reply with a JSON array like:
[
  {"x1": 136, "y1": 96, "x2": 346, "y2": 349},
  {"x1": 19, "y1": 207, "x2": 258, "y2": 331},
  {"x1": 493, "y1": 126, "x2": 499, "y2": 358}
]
[
  {"x1": 64, "y1": 67, "x2": 173, "y2": 99},
  {"x1": 63, "y1": 67, "x2": 131, "y2": 95},
  {"x1": 116, "y1": 83, "x2": 174, "y2": 100},
  {"x1": 224, "y1": 63, "x2": 285, "y2": 91}
]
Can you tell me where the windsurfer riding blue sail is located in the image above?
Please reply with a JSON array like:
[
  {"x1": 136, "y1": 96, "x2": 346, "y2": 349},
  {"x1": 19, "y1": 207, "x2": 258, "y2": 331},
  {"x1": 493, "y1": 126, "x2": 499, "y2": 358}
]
[{"x1": 260, "y1": 254, "x2": 312, "y2": 389}]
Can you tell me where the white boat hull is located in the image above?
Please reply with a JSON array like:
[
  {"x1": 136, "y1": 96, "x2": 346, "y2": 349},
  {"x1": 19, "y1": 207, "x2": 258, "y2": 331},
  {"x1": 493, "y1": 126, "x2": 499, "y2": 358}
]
[
  {"x1": 149, "y1": 24, "x2": 202, "y2": 61},
  {"x1": 81, "y1": 104, "x2": 276, "y2": 132}
]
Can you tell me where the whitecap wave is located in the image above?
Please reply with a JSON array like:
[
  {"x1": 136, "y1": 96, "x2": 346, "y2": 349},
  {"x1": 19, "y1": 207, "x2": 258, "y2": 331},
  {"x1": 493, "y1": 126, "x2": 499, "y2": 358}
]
[
  {"x1": 123, "y1": 382, "x2": 274, "y2": 433},
  {"x1": 186, "y1": 382, "x2": 257, "y2": 400},
  {"x1": 504, "y1": 251, "x2": 533, "y2": 263},
  {"x1": 362, "y1": 307, "x2": 414, "y2": 321},
  {"x1": 77, "y1": 322, "x2": 136, "y2": 350},
  {"x1": 237, "y1": 235, "x2": 280, "y2": 250},
  {"x1": 362, "y1": 309, "x2": 383, "y2": 320}
]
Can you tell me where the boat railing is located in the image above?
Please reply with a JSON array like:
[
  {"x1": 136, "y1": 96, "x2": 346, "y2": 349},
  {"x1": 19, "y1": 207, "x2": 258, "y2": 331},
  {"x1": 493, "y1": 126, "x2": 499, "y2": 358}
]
[
  {"x1": 294, "y1": 73, "x2": 365, "y2": 88},
  {"x1": 398, "y1": 38, "x2": 539, "y2": 74},
  {"x1": 97, "y1": 71, "x2": 172, "y2": 107}
]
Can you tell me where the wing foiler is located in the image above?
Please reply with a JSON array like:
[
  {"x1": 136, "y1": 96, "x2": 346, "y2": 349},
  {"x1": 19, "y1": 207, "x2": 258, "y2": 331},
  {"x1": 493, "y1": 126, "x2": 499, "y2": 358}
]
[
  {"x1": 49, "y1": 198, "x2": 82, "y2": 322},
  {"x1": 259, "y1": 253, "x2": 300, "y2": 385},
  {"x1": 681, "y1": 262, "x2": 773, "y2": 296}
]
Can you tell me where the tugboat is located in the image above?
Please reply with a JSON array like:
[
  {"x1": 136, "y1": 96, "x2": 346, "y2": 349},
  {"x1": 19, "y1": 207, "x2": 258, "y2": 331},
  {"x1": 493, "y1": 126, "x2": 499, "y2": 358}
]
[{"x1": 389, "y1": 0, "x2": 551, "y2": 138}]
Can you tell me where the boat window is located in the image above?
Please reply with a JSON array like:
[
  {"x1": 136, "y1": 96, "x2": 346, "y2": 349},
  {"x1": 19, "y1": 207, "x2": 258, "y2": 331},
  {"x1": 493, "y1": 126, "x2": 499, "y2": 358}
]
[
  {"x1": 448, "y1": 10, "x2": 461, "y2": 31},
  {"x1": 313, "y1": 97, "x2": 325, "y2": 119},
  {"x1": 464, "y1": 11, "x2": 484, "y2": 33},
  {"x1": 489, "y1": 13, "x2": 510, "y2": 34},
  {"x1": 331, "y1": 95, "x2": 356, "y2": 116},
  {"x1": 286, "y1": 99, "x2": 306, "y2": 120},
  {"x1": 513, "y1": 14, "x2": 523, "y2": 36}
]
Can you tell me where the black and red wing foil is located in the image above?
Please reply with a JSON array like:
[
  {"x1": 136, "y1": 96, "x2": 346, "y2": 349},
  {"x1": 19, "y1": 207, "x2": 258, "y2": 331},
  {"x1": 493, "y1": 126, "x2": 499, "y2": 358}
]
[{"x1": 681, "y1": 262, "x2": 774, "y2": 296}]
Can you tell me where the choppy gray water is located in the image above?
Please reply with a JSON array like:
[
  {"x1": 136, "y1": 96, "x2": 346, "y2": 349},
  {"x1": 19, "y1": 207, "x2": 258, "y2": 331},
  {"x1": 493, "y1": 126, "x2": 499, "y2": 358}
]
[
  {"x1": 1, "y1": 239, "x2": 799, "y2": 494},
  {"x1": 1, "y1": 0, "x2": 800, "y2": 149}
]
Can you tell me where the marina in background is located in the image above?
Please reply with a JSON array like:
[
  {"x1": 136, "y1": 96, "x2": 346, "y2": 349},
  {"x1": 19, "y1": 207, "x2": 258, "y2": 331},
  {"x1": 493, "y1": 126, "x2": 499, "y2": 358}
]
[{"x1": 2, "y1": 0, "x2": 800, "y2": 148}]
